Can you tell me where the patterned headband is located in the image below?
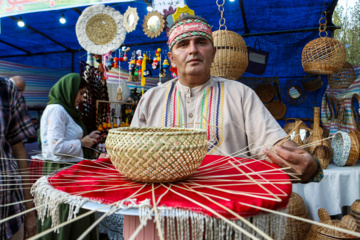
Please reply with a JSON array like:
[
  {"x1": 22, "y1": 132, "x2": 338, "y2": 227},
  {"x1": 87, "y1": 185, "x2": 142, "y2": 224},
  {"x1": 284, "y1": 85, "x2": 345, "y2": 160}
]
[{"x1": 167, "y1": 19, "x2": 213, "y2": 50}]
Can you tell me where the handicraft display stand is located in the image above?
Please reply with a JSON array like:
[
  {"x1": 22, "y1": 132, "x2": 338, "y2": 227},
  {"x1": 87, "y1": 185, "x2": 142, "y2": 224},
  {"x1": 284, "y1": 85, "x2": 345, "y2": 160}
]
[{"x1": 32, "y1": 155, "x2": 292, "y2": 239}]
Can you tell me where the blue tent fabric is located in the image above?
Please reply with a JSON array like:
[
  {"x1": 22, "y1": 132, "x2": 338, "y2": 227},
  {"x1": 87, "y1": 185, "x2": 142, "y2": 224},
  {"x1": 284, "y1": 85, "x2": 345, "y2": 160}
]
[{"x1": 0, "y1": 0, "x2": 338, "y2": 123}]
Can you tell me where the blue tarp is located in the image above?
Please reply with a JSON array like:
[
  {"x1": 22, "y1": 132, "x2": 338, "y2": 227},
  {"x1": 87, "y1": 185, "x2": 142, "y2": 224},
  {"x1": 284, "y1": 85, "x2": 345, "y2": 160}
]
[{"x1": 0, "y1": 0, "x2": 339, "y2": 123}]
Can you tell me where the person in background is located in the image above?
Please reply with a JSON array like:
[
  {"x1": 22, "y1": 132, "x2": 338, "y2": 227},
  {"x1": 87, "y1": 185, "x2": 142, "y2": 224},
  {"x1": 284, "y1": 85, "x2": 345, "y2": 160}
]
[
  {"x1": 35, "y1": 73, "x2": 99, "y2": 240},
  {"x1": 9, "y1": 76, "x2": 26, "y2": 95},
  {"x1": 0, "y1": 77, "x2": 36, "y2": 239}
]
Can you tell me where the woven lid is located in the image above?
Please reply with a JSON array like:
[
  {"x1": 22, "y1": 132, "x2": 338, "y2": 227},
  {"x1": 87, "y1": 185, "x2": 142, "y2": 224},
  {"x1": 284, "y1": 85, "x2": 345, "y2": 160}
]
[{"x1": 76, "y1": 4, "x2": 126, "y2": 55}]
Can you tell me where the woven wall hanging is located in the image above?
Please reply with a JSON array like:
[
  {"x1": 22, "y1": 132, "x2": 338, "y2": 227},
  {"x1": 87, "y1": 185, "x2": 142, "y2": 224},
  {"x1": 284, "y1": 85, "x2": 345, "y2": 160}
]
[
  {"x1": 123, "y1": 6, "x2": 139, "y2": 33},
  {"x1": 76, "y1": 4, "x2": 126, "y2": 55},
  {"x1": 142, "y1": 11, "x2": 165, "y2": 38},
  {"x1": 282, "y1": 78, "x2": 308, "y2": 105},
  {"x1": 302, "y1": 11, "x2": 346, "y2": 75}
]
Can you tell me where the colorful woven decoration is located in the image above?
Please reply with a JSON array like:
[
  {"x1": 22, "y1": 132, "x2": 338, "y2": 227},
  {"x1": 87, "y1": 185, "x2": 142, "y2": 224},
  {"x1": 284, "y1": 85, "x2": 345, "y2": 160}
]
[
  {"x1": 328, "y1": 62, "x2": 356, "y2": 89},
  {"x1": 302, "y1": 11, "x2": 346, "y2": 75},
  {"x1": 76, "y1": 4, "x2": 126, "y2": 55}
]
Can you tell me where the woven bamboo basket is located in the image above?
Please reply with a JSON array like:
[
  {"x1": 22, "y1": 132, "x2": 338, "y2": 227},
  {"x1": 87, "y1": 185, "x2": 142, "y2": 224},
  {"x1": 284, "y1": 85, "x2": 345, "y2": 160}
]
[
  {"x1": 306, "y1": 107, "x2": 325, "y2": 154},
  {"x1": 302, "y1": 37, "x2": 346, "y2": 75},
  {"x1": 313, "y1": 140, "x2": 333, "y2": 169},
  {"x1": 105, "y1": 127, "x2": 208, "y2": 182},
  {"x1": 291, "y1": 120, "x2": 311, "y2": 153},
  {"x1": 254, "y1": 82, "x2": 275, "y2": 103},
  {"x1": 350, "y1": 199, "x2": 360, "y2": 232},
  {"x1": 328, "y1": 62, "x2": 356, "y2": 89},
  {"x1": 210, "y1": 30, "x2": 248, "y2": 80},
  {"x1": 331, "y1": 131, "x2": 359, "y2": 167},
  {"x1": 285, "y1": 192, "x2": 313, "y2": 240},
  {"x1": 302, "y1": 74, "x2": 323, "y2": 92},
  {"x1": 305, "y1": 208, "x2": 358, "y2": 240}
]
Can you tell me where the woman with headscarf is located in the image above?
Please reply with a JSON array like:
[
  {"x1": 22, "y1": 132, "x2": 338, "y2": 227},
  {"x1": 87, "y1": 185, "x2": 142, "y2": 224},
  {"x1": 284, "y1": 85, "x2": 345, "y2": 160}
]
[{"x1": 36, "y1": 73, "x2": 99, "y2": 239}]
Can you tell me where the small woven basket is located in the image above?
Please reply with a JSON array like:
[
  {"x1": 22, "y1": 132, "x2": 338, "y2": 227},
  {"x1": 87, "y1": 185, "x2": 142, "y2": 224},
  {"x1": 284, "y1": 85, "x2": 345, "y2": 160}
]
[
  {"x1": 105, "y1": 127, "x2": 208, "y2": 183},
  {"x1": 350, "y1": 199, "x2": 360, "y2": 232},
  {"x1": 210, "y1": 30, "x2": 248, "y2": 80},
  {"x1": 302, "y1": 74, "x2": 323, "y2": 92},
  {"x1": 328, "y1": 62, "x2": 356, "y2": 89}
]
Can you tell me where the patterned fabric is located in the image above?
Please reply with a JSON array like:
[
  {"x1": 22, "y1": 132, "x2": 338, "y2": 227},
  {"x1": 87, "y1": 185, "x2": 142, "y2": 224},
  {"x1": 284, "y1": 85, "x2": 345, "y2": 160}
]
[
  {"x1": 162, "y1": 81, "x2": 224, "y2": 153},
  {"x1": 167, "y1": 19, "x2": 213, "y2": 49},
  {"x1": 0, "y1": 77, "x2": 35, "y2": 240},
  {"x1": 305, "y1": 156, "x2": 324, "y2": 183},
  {"x1": 132, "y1": 76, "x2": 287, "y2": 158}
]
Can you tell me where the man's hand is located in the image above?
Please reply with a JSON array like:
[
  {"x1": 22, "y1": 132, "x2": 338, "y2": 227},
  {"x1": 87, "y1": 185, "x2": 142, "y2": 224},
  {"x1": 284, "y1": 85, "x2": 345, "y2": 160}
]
[{"x1": 263, "y1": 140, "x2": 318, "y2": 182}]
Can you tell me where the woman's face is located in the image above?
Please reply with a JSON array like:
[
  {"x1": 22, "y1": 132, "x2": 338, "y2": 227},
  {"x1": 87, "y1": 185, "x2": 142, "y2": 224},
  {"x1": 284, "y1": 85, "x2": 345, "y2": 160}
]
[{"x1": 75, "y1": 87, "x2": 86, "y2": 107}]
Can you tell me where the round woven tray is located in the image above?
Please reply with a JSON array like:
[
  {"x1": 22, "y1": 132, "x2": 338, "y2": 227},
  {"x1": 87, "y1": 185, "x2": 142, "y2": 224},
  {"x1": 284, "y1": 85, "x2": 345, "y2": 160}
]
[
  {"x1": 254, "y1": 82, "x2": 275, "y2": 103},
  {"x1": 105, "y1": 127, "x2": 208, "y2": 183}
]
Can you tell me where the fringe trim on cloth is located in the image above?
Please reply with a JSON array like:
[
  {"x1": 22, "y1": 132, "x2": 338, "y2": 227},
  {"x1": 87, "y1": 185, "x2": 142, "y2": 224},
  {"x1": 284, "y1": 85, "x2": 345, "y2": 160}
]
[{"x1": 32, "y1": 176, "x2": 288, "y2": 238}]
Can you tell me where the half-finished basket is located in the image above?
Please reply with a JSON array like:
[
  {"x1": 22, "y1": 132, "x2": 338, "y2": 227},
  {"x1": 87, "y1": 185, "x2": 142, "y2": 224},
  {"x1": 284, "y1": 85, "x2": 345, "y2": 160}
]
[{"x1": 105, "y1": 127, "x2": 208, "y2": 183}]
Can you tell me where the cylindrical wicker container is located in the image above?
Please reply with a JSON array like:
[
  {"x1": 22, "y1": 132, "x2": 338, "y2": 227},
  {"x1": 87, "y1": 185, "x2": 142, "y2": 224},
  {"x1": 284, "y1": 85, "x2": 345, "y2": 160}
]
[
  {"x1": 350, "y1": 199, "x2": 360, "y2": 232},
  {"x1": 105, "y1": 127, "x2": 208, "y2": 183},
  {"x1": 302, "y1": 37, "x2": 346, "y2": 75},
  {"x1": 331, "y1": 131, "x2": 359, "y2": 167},
  {"x1": 328, "y1": 62, "x2": 356, "y2": 89},
  {"x1": 285, "y1": 192, "x2": 313, "y2": 240},
  {"x1": 210, "y1": 30, "x2": 248, "y2": 80}
]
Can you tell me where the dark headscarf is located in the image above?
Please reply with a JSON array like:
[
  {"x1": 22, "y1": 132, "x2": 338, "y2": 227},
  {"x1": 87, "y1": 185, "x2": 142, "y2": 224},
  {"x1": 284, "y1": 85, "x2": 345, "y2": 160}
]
[{"x1": 39, "y1": 73, "x2": 92, "y2": 159}]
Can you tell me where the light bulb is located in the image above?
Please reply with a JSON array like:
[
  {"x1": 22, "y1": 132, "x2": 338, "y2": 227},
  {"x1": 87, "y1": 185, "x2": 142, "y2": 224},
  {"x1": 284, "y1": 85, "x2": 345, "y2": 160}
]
[
  {"x1": 18, "y1": 17, "x2": 25, "y2": 27},
  {"x1": 60, "y1": 14, "x2": 66, "y2": 24},
  {"x1": 229, "y1": 0, "x2": 235, "y2": 2},
  {"x1": 147, "y1": 6, "x2": 153, "y2": 11}
]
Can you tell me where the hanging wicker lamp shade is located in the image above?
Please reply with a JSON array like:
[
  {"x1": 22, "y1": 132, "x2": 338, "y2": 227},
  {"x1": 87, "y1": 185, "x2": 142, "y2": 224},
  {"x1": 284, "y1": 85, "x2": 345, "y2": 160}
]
[
  {"x1": 210, "y1": 30, "x2": 248, "y2": 80},
  {"x1": 302, "y1": 37, "x2": 346, "y2": 75},
  {"x1": 302, "y1": 12, "x2": 346, "y2": 75},
  {"x1": 327, "y1": 62, "x2": 356, "y2": 89}
]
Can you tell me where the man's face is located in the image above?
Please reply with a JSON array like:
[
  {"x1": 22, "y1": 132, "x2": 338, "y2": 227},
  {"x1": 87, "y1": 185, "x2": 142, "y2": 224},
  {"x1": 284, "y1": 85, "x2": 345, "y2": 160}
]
[{"x1": 168, "y1": 36, "x2": 216, "y2": 79}]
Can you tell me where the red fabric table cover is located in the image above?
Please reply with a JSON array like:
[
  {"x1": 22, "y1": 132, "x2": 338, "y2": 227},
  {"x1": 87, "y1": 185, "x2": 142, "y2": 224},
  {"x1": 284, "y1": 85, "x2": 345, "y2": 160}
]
[{"x1": 49, "y1": 155, "x2": 292, "y2": 219}]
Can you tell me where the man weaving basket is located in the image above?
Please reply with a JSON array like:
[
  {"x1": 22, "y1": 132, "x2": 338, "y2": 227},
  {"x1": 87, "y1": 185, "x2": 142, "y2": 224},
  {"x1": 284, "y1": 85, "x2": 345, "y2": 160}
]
[{"x1": 131, "y1": 15, "x2": 323, "y2": 183}]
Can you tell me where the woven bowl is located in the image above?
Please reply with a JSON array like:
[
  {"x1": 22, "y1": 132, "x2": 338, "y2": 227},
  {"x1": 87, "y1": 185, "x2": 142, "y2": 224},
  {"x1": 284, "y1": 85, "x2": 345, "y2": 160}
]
[{"x1": 105, "y1": 127, "x2": 208, "y2": 183}]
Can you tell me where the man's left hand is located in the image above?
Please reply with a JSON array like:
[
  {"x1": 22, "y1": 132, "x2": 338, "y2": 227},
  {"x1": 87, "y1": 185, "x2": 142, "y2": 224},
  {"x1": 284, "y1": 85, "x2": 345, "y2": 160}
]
[{"x1": 263, "y1": 140, "x2": 318, "y2": 182}]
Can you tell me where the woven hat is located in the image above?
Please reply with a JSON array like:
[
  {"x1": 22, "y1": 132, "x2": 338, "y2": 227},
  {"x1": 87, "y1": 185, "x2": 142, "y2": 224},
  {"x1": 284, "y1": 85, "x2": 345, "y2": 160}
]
[{"x1": 76, "y1": 4, "x2": 126, "y2": 55}]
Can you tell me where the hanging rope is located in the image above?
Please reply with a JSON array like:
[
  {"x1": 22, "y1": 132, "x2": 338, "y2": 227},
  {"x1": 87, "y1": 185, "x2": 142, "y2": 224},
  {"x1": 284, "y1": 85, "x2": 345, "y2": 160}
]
[{"x1": 216, "y1": 0, "x2": 227, "y2": 30}]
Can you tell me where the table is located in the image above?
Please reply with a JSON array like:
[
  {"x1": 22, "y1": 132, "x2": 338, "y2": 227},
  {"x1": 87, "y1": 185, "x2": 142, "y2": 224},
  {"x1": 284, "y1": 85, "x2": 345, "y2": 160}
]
[{"x1": 293, "y1": 162, "x2": 360, "y2": 221}]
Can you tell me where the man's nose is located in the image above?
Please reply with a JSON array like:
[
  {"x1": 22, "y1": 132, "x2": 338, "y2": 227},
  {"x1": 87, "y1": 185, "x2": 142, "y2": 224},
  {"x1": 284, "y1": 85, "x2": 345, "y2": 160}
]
[{"x1": 188, "y1": 41, "x2": 198, "y2": 54}]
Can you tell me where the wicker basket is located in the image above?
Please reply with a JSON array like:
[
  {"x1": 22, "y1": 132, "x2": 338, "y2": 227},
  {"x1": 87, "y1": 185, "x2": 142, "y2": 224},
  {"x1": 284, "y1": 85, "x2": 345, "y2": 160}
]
[
  {"x1": 302, "y1": 74, "x2": 323, "y2": 92},
  {"x1": 302, "y1": 37, "x2": 346, "y2": 75},
  {"x1": 210, "y1": 30, "x2": 248, "y2": 80},
  {"x1": 313, "y1": 141, "x2": 333, "y2": 169},
  {"x1": 350, "y1": 199, "x2": 360, "y2": 232},
  {"x1": 285, "y1": 192, "x2": 313, "y2": 240},
  {"x1": 328, "y1": 62, "x2": 356, "y2": 89},
  {"x1": 105, "y1": 127, "x2": 208, "y2": 182},
  {"x1": 305, "y1": 208, "x2": 358, "y2": 240},
  {"x1": 254, "y1": 82, "x2": 275, "y2": 103},
  {"x1": 306, "y1": 107, "x2": 324, "y2": 154},
  {"x1": 331, "y1": 130, "x2": 359, "y2": 167}
]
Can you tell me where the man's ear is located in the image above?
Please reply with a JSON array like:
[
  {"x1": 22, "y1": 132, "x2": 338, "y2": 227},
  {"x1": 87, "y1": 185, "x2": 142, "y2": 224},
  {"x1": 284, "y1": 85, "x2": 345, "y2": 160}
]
[
  {"x1": 168, "y1": 51, "x2": 175, "y2": 67},
  {"x1": 211, "y1": 46, "x2": 217, "y2": 63}
]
